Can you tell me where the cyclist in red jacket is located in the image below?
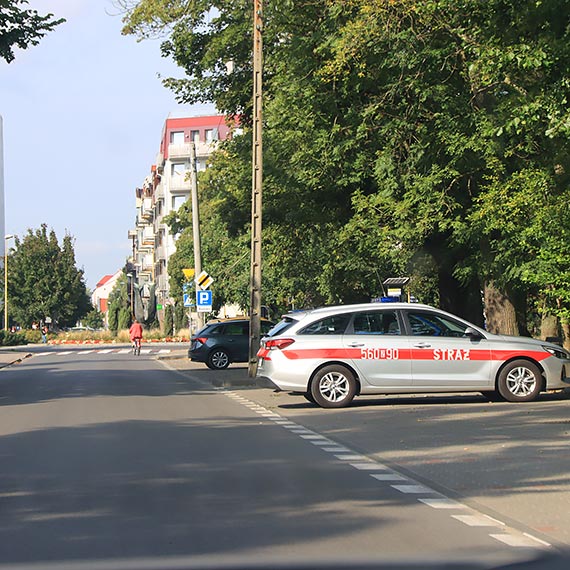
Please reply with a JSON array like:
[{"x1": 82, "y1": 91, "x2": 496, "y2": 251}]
[{"x1": 129, "y1": 319, "x2": 143, "y2": 355}]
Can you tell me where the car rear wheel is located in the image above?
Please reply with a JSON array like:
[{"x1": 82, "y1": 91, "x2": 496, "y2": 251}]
[
  {"x1": 206, "y1": 348, "x2": 230, "y2": 370},
  {"x1": 497, "y1": 359, "x2": 542, "y2": 402},
  {"x1": 310, "y1": 365, "x2": 356, "y2": 408}
]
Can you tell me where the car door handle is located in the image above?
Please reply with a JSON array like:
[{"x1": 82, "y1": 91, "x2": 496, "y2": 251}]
[
  {"x1": 413, "y1": 342, "x2": 432, "y2": 348},
  {"x1": 348, "y1": 342, "x2": 365, "y2": 347}
]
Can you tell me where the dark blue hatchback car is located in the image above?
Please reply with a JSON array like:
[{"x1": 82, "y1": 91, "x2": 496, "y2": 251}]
[{"x1": 189, "y1": 318, "x2": 275, "y2": 369}]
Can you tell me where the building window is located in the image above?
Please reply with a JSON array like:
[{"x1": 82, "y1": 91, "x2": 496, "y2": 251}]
[
  {"x1": 170, "y1": 131, "x2": 185, "y2": 144},
  {"x1": 173, "y1": 196, "x2": 186, "y2": 210},
  {"x1": 205, "y1": 128, "x2": 218, "y2": 143},
  {"x1": 171, "y1": 163, "x2": 188, "y2": 176},
  {"x1": 191, "y1": 130, "x2": 200, "y2": 143}
]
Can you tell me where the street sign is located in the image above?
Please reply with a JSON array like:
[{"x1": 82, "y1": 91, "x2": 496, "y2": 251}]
[
  {"x1": 183, "y1": 293, "x2": 195, "y2": 308},
  {"x1": 196, "y1": 290, "x2": 213, "y2": 312},
  {"x1": 182, "y1": 268, "x2": 195, "y2": 280},
  {"x1": 196, "y1": 270, "x2": 214, "y2": 290}
]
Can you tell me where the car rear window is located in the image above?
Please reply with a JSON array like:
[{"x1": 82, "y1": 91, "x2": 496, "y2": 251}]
[{"x1": 266, "y1": 316, "x2": 299, "y2": 337}]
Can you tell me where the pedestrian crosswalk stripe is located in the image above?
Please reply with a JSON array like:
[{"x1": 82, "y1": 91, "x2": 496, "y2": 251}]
[{"x1": 32, "y1": 348, "x2": 172, "y2": 357}]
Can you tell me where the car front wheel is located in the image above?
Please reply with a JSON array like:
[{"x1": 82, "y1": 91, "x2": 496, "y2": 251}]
[
  {"x1": 206, "y1": 348, "x2": 230, "y2": 370},
  {"x1": 497, "y1": 359, "x2": 542, "y2": 402},
  {"x1": 310, "y1": 365, "x2": 356, "y2": 408}
]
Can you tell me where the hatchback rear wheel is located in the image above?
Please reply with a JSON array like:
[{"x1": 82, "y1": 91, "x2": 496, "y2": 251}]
[
  {"x1": 497, "y1": 359, "x2": 542, "y2": 402},
  {"x1": 310, "y1": 365, "x2": 356, "y2": 408},
  {"x1": 207, "y1": 348, "x2": 230, "y2": 370}
]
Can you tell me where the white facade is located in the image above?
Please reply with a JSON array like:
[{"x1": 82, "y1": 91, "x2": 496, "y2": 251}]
[{"x1": 130, "y1": 115, "x2": 230, "y2": 323}]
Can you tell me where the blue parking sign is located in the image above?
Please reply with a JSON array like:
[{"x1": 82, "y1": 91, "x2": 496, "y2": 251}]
[{"x1": 196, "y1": 290, "x2": 213, "y2": 312}]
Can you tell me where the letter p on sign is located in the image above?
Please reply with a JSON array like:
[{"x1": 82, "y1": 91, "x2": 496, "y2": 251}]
[{"x1": 197, "y1": 290, "x2": 213, "y2": 312}]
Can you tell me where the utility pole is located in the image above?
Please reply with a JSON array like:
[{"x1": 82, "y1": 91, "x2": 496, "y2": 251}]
[
  {"x1": 248, "y1": 0, "x2": 263, "y2": 377},
  {"x1": 190, "y1": 142, "x2": 203, "y2": 332}
]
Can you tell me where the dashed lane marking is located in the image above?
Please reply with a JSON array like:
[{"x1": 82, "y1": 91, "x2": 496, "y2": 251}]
[
  {"x1": 220, "y1": 390, "x2": 552, "y2": 552},
  {"x1": 371, "y1": 473, "x2": 408, "y2": 482},
  {"x1": 418, "y1": 498, "x2": 467, "y2": 509},
  {"x1": 451, "y1": 515, "x2": 504, "y2": 527},
  {"x1": 391, "y1": 484, "x2": 434, "y2": 494}
]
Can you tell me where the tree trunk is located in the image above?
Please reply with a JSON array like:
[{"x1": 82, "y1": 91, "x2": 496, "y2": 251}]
[
  {"x1": 483, "y1": 281, "x2": 519, "y2": 335},
  {"x1": 540, "y1": 314, "x2": 560, "y2": 341},
  {"x1": 561, "y1": 321, "x2": 570, "y2": 351}
]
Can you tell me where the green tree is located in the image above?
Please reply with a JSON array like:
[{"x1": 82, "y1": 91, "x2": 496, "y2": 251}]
[
  {"x1": 121, "y1": 0, "x2": 570, "y2": 334},
  {"x1": 6, "y1": 225, "x2": 90, "y2": 328},
  {"x1": 83, "y1": 308, "x2": 105, "y2": 330},
  {"x1": 107, "y1": 272, "x2": 129, "y2": 334},
  {"x1": 0, "y1": 0, "x2": 64, "y2": 63},
  {"x1": 163, "y1": 304, "x2": 174, "y2": 336}
]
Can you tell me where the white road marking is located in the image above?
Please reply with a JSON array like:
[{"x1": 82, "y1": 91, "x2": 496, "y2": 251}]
[
  {"x1": 56, "y1": 351, "x2": 73, "y2": 356},
  {"x1": 350, "y1": 463, "x2": 389, "y2": 471},
  {"x1": 452, "y1": 515, "x2": 503, "y2": 527},
  {"x1": 391, "y1": 484, "x2": 433, "y2": 494},
  {"x1": 116, "y1": 349, "x2": 131, "y2": 354},
  {"x1": 523, "y1": 533, "x2": 551, "y2": 547},
  {"x1": 490, "y1": 534, "x2": 547, "y2": 548},
  {"x1": 158, "y1": 349, "x2": 171, "y2": 354},
  {"x1": 334, "y1": 454, "x2": 367, "y2": 461},
  {"x1": 218, "y1": 388, "x2": 552, "y2": 552},
  {"x1": 418, "y1": 498, "x2": 466, "y2": 509},
  {"x1": 97, "y1": 349, "x2": 114, "y2": 354},
  {"x1": 370, "y1": 473, "x2": 407, "y2": 481}
]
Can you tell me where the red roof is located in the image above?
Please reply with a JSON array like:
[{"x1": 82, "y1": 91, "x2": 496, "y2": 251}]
[{"x1": 96, "y1": 275, "x2": 114, "y2": 288}]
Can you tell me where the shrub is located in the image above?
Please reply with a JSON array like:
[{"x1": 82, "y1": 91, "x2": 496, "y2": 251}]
[{"x1": 0, "y1": 330, "x2": 28, "y2": 346}]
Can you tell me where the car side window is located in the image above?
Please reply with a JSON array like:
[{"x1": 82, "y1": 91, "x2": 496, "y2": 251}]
[
  {"x1": 352, "y1": 311, "x2": 400, "y2": 335},
  {"x1": 224, "y1": 322, "x2": 248, "y2": 336},
  {"x1": 407, "y1": 312, "x2": 466, "y2": 337},
  {"x1": 299, "y1": 314, "x2": 351, "y2": 335}
]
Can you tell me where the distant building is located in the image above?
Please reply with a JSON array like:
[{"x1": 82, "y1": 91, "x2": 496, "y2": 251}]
[
  {"x1": 130, "y1": 114, "x2": 233, "y2": 326},
  {"x1": 91, "y1": 270, "x2": 122, "y2": 328}
]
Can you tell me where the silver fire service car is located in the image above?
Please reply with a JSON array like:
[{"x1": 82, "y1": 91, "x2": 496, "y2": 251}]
[{"x1": 256, "y1": 303, "x2": 570, "y2": 408}]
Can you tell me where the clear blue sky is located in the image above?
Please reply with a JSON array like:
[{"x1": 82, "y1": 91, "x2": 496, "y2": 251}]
[{"x1": 1, "y1": 0, "x2": 214, "y2": 290}]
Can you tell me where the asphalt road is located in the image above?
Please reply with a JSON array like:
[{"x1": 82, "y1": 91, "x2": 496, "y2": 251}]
[{"x1": 0, "y1": 346, "x2": 565, "y2": 569}]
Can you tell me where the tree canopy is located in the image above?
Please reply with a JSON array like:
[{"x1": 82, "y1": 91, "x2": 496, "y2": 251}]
[
  {"x1": 5, "y1": 225, "x2": 91, "y2": 328},
  {"x1": 0, "y1": 0, "x2": 64, "y2": 63},
  {"x1": 121, "y1": 0, "x2": 570, "y2": 339}
]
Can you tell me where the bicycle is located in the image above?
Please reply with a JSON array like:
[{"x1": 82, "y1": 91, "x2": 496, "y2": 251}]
[{"x1": 132, "y1": 337, "x2": 141, "y2": 356}]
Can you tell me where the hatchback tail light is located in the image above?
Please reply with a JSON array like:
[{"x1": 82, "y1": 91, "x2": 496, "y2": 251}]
[
  {"x1": 265, "y1": 338, "x2": 295, "y2": 350},
  {"x1": 193, "y1": 337, "x2": 208, "y2": 345}
]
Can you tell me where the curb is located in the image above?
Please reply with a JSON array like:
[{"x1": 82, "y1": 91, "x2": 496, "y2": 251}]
[{"x1": 0, "y1": 352, "x2": 32, "y2": 369}]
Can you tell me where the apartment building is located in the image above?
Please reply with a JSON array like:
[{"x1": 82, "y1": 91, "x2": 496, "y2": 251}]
[{"x1": 130, "y1": 114, "x2": 231, "y2": 323}]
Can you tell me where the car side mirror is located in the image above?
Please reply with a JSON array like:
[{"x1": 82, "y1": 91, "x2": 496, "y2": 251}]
[{"x1": 465, "y1": 326, "x2": 483, "y2": 340}]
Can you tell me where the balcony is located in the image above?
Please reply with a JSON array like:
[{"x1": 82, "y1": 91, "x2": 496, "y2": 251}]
[
  {"x1": 155, "y1": 152, "x2": 164, "y2": 173},
  {"x1": 168, "y1": 141, "x2": 218, "y2": 160},
  {"x1": 154, "y1": 183, "x2": 164, "y2": 202},
  {"x1": 154, "y1": 245, "x2": 167, "y2": 262},
  {"x1": 141, "y1": 197, "x2": 153, "y2": 222},
  {"x1": 169, "y1": 174, "x2": 192, "y2": 192}
]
